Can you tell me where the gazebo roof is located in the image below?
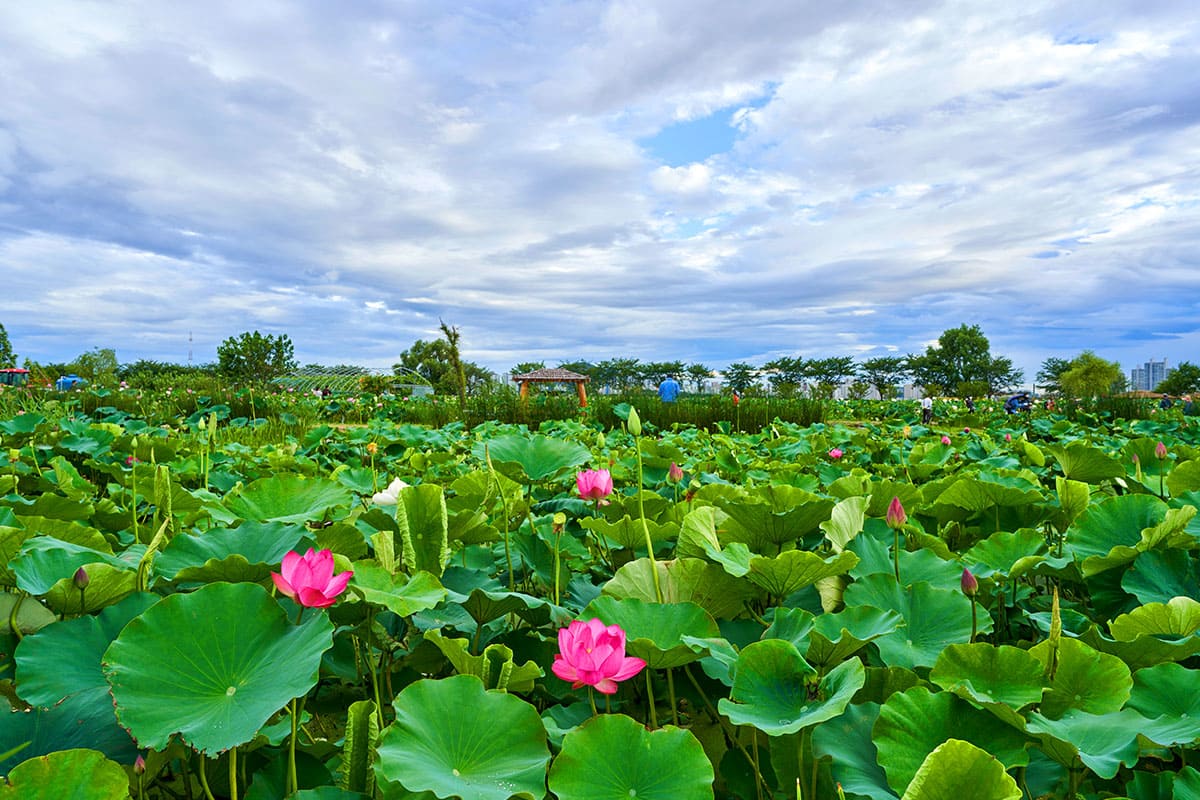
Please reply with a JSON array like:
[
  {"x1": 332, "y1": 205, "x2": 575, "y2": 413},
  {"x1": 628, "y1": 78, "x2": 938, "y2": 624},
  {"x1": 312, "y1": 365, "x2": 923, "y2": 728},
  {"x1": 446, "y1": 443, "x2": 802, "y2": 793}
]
[{"x1": 511, "y1": 367, "x2": 590, "y2": 383}]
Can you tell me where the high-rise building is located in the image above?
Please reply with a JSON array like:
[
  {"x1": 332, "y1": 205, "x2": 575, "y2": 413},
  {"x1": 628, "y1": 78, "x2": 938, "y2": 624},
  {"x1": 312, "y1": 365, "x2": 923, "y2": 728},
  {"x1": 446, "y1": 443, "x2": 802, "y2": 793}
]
[{"x1": 1130, "y1": 359, "x2": 1172, "y2": 391}]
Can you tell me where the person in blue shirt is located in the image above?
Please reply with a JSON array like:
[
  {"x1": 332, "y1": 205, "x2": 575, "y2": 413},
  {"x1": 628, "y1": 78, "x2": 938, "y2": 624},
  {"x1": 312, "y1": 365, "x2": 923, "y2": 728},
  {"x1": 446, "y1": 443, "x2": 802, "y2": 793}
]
[{"x1": 658, "y1": 376, "x2": 681, "y2": 403}]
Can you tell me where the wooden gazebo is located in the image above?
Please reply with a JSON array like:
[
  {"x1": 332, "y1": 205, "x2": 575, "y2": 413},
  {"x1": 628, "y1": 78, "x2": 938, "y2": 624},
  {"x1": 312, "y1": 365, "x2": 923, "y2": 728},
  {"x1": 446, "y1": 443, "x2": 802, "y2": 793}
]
[{"x1": 511, "y1": 367, "x2": 590, "y2": 407}]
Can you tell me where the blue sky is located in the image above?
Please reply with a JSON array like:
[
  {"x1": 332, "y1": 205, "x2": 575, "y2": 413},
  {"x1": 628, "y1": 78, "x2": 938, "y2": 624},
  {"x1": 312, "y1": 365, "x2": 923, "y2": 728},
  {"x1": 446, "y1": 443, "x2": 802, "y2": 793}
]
[{"x1": 1, "y1": 1, "x2": 1199, "y2": 386}]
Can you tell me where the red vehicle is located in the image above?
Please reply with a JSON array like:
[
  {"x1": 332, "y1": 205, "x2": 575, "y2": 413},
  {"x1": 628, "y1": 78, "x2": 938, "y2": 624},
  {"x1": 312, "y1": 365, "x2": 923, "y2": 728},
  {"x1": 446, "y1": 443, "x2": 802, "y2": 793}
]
[{"x1": 0, "y1": 368, "x2": 29, "y2": 387}]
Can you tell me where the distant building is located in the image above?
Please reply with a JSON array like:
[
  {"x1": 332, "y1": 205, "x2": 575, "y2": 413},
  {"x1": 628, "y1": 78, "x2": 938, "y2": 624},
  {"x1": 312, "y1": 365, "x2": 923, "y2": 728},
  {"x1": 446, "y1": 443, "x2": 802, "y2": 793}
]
[{"x1": 1130, "y1": 359, "x2": 1172, "y2": 391}]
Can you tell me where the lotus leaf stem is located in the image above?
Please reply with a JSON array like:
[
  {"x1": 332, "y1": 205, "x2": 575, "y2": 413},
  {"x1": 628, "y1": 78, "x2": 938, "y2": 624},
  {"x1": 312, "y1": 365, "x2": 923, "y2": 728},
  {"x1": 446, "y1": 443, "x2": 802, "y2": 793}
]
[
  {"x1": 228, "y1": 746, "x2": 238, "y2": 800},
  {"x1": 666, "y1": 667, "x2": 679, "y2": 727},
  {"x1": 197, "y1": 755, "x2": 215, "y2": 800},
  {"x1": 644, "y1": 668, "x2": 658, "y2": 729},
  {"x1": 683, "y1": 665, "x2": 772, "y2": 798},
  {"x1": 634, "y1": 439, "x2": 665, "y2": 603}
]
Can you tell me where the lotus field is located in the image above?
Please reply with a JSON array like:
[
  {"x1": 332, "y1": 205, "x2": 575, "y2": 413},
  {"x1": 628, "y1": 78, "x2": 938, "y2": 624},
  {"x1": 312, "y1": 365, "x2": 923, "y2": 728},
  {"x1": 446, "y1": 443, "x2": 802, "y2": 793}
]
[{"x1": 5, "y1": 392, "x2": 1200, "y2": 800}]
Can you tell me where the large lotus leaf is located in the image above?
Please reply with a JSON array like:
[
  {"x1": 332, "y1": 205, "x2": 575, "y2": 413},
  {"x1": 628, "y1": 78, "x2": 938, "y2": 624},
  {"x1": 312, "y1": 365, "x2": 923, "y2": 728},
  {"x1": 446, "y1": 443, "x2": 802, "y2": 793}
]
[
  {"x1": 962, "y1": 528, "x2": 1047, "y2": 580},
  {"x1": 717, "y1": 639, "x2": 864, "y2": 736},
  {"x1": 1167, "y1": 459, "x2": 1200, "y2": 496},
  {"x1": 375, "y1": 675, "x2": 549, "y2": 800},
  {"x1": 1051, "y1": 477, "x2": 1091, "y2": 533},
  {"x1": 931, "y1": 472, "x2": 1044, "y2": 513},
  {"x1": 347, "y1": 563, "x2": 446, "y2": 618},
  {"x1": 548, "y1": 714, "x2": 713, "y2": 800},
  {"x1": 15, "y1": 593, "x2": 159, "y2": 706},
  {"x1": 223, "y1": 473, "x2": 353, "y2": 524},
  {"x1": 806, "y1": 605, "x2": 904, "y2": 672},
  {"x1": 1078, "y1": 626, "x2": 1200, "y2": 672},
  {"x1": 16, "y1": 516, "x2": 112, "y2": 554},
  {"x1": 472, "y1": 434, "x2": 591, "y2": 483},
  {"x1": 10, "y1": 538, "x2": 134, "y2": 595},
  {"x1": 0, "y1": 689, "x2": 140, "y2": 773},
  {"x1": 1044, "y1": 442, "x2": 1125, "y2": 484},
  {"x1": 394, "y1": 484, "x2": 450, "y2": 578},
  {"x1": 741, "y1": 549, "x2": 859, "y2": 599},
  {"x1": 1109, "y1": 595, "x2": 1200, "y2": 640},
  {"x1": 1124, "y1": 662, "x2": 1200, "y2": 746},
  {"x1": 0, "y1": 412, "x2": 45, "y2": 436},
  {"x1": 873, "y1": 687, "x2": 1030, "y2": 796},
  {"x1": 423, "y1": 630, "x2": 543, "y2": 693},
  {"x1": 842, "y1": 575, "x2": 990, "y2": 669},
  {"x1": 582, "y1": 596, "x2": 720, "y2": 669},
  {"x1": 1065, "y1": 493, "x2": 1165, "y2": 575},
  {"x1": 0, "y1": 748, "x2": 131, "y2": 799},
  {"x1": 762, "y1": 606, "x2": 816, "y2": 650},
  {"x1": 446, "y1": 587, "x2": 567, "y2": 629},
  {"x1": 929, "y1": 643, "x2": 1045, "y2": 717},
  {"x1": 1027, "y1": 636, "x2": 1130, "y2": 719},
  {"x1": 900, "y1": 739, "x2": 1021, "y2": 800},
  {"x1": 44, "y1": 562, "x2": 138, "y2": 616},
  {"x1": 6, "y1": 494, "x2": 95, "y2": 521},
  {"x1": 679, "y1": 634, "x2": 740, "y2": 686},
  {"x1": 1177, "y1": 767, "x2": 1200, "y2": 800},
  {"x1": 0, "y1": 526, "x2": 32, "y2": 586},
  {"x1": 674, "y1": 506, "x2": 728, "y2": 559},
  {"x1": 847, "y1": 534, "x2": 960, "y2": 586},
  {"x1": 103, "y1": 582, "x2": 334, "y2": 753},
  {"x1": 602, "y1": 557, "x2": 755, "y2": 620},
  {"x1": 821, "y1": 495, "x2": 868, "y2": 552},
  {"x1": 1024, "y1": 709, "x2": 1143, "y2": 778},
  {"x1": 0, "y1": 592, "x2": 55, "y2": 635},
  {"x1": 46, "y1": 456, "x2": 98, "y2": 501},
  {"x1": 812, "y1": 701, "x2": 898, "y2": 799},
  {"x1": 715, "y1": 486, "x2": 836, "y2": 552},
  {"x1": 579, "y1": 515, "x2": 678, "y2": 552},
  {"x1": 153, "y1": 521, "x2": 308, "y2": 582},
  {"x1": 1122, "y1": 550, "x2": 1200, "y2": 606}
]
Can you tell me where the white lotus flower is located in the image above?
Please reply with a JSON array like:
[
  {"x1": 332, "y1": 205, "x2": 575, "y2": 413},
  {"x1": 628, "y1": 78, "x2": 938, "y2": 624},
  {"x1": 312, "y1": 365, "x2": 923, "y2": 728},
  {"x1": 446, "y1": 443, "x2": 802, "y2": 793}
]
[{"x1": 372, "y1": 477, "x2": 409, "y2": 505}]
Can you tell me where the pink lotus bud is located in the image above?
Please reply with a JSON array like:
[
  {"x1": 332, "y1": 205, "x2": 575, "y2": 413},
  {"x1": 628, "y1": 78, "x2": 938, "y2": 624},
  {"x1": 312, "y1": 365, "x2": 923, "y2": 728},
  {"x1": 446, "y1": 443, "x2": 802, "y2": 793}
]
[
  {"x1": 73, "y1": 567, "x2": 90, "y2": 589},
  {"x1": 963, "y1": 427, "x2": 970, "y2": 433},
  {"x1": 941, "y1": 435, "x2": 951, "y2": 446},
  {"x1": 961, "y1": 568, "x2": 978, "y2": 596},
  {"x1": 134, "y1": 755, "x2": 146, "y2": 775},
  {"x1": 886, "y1": 496, "x2": 907, "y2": 530},
  {"x1": 828, "y1": 448, "x2": 844, "y2": 460},
  {"x1": 1156, "y1": 441, "x2": 1168, "y2": 460},
  {"x1": 1005, "y1": 433, "x2": 1012, "y2": 442},
  {"x1": 667, "y1": 462, "x2": 684, "y2": 484}
]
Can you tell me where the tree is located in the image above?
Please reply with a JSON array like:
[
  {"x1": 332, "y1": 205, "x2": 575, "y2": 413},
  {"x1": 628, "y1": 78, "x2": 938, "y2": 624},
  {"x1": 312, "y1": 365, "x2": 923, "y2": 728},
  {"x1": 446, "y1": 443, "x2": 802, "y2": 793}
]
[
  {"x1": 723, "y1": 362, "x2": 759, "y2": 394},
  {"x1": 685, "y1": 363, "x2": 713, "y2": 393},
  {"x1": 0, "y1": 323, "x2": 15, "y2": 368},
  {"x1": 804, "y1": 356, "x2": 857, "y2": 398},
  {"x1": 69, "y1": 348, "x2": 119, "y2": 385},
  {"x1": 217, "y1": 331, "x2": 298, "y2": 384},
  {"x1": 439, "y1": 320, "x2": 468, "y2": 408},
  {"x1": 1156, "y1": 361, "x2": 1200, "y2": 395},
  {"x1": 395, "y1": 339, "x2": 492, "y2": 396},
  {"x1": 511, "y1": 361, "x2": 546, "y2": 376},
  {"x1": 906, "y1": 324, "x2": 1022, "y2": 397},
  {"x1": 763, "y1": 357, "x2": 807, "y2": 395},
  {"x1": 1036, "y1": 357, "x2": 1071, "y2": 396},
  {"x1": 858, "y1": 356, "x2": 908, "y2": 400},
  {"x1": 641, "y1": 361, "x2": 686, "y2": 387},
  {"x1": 1059, "y1": 351, "x2": 1123, "y2": 398}
]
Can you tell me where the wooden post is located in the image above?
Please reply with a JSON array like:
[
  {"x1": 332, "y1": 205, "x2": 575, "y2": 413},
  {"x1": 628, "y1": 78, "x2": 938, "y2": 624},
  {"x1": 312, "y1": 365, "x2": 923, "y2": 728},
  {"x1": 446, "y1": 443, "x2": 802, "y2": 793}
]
[
  {"x1": 576, "y1": 381, "x2": 588, "y2": 407},
  {"x1": 519, "y1": 381, "x2": 529, "y2": 401}
]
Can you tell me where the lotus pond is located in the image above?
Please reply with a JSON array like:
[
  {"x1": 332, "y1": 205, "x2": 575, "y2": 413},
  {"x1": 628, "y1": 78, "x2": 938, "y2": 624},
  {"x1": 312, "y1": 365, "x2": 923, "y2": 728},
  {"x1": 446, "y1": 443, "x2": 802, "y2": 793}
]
[{"x1": 3, "y1": 398, "x2": 1200, "y2": 799}]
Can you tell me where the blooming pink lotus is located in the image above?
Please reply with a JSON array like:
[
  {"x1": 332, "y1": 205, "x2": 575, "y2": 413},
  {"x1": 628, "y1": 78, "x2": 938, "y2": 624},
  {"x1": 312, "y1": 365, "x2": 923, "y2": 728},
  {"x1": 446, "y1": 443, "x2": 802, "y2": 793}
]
[
  {"x1": 941, "y1": 435, "x2": 952, "y2": 446},
  {"x1": 828, "y1": 448, "x2": 844, "y2": 460},
  {"x1": 576, "y1": 469, "x2": 613, "y2": 501},
  {"x1": 553, "y1": 618, "x2": 646, "y2": 694},
  {"x1": 272, "y1": 548, "x2": 353, "y2": 608}
]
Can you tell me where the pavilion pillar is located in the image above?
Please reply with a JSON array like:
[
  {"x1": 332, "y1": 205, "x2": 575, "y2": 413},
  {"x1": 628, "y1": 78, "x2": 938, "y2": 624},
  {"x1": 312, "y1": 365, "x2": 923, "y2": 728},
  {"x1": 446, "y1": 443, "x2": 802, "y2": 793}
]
[{"x1": 576, "y1": 381, "x2": 588, "y2": 407}]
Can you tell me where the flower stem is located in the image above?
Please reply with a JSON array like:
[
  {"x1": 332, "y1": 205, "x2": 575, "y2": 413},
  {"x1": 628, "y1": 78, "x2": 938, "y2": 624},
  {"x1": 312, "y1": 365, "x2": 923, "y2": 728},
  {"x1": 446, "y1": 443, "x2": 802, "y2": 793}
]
[
  {"x1": 970, "y1": 597, "x2": 978, "y2": 643},
  {"x1": 893, "y1": 528, "x2": 901, "y2": 584},
  {"x1": 197, "y1": 755, "x2": 214, "y2": 800},
  {"x1": 588, "y1": 687, "x2": 598, "y2": 718},
  {"x1": 287, "y1": 698, "x2": 299, "y2": 796},
  {"x1": 644, "y1": 669, "x2": 658, "y2": 729},
  {"x1": 635, "y1": 441, "x2": 664, "y2": 603},
  {"x1": 667, "y1": 667, "x2": 680, "y2": 727},
  {"x1": 228, "y1": 746, "x2": 238, "y2": 800}
]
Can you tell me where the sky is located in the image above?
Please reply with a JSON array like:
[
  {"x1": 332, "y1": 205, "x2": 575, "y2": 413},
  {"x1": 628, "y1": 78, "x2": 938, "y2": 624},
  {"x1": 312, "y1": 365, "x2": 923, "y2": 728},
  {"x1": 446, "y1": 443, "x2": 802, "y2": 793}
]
[{"x1": 2, "y1": 1, "x2": 1199, "y2": 387}]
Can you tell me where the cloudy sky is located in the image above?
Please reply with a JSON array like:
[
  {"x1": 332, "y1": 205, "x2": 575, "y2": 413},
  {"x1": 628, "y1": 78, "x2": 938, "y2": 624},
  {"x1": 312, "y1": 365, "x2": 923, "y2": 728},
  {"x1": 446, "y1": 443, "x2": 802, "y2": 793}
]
[{"x1": 2, "y1": 1, "x2": 1198, "y2": 384}]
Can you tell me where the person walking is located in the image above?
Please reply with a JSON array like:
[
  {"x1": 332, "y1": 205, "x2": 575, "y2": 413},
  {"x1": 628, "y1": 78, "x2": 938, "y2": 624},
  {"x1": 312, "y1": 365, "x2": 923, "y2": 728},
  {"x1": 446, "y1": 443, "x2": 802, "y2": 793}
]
[
  {"x1": 921, "y1": 395, "x2": 933, "y2": 424},
  {"x1": 658, "y1": 375, "x2": 681, "y2": 403}
]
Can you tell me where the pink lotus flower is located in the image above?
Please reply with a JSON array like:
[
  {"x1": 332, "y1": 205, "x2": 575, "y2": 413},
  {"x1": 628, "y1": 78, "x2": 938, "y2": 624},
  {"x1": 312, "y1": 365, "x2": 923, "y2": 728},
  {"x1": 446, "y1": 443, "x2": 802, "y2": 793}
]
[
  {"x1": 576, "y1": 469, "x2": 613, "y2": 501},
  {"x1": 667, "y1": 462, "x2": 684, "y2": 484},
  {"x1": 1156, "y1": 441, "x2": 1168, "y2": 460},
  {"x1": 886, "y1": 496, "x2": 907, "y2": 529},
  {"x1": 941, "y1": 435, "x2": 952, "y2": 446},
  {"x1": 552, "y1": 618, "x2": 646, "y2": 695},
  {"x1": 272, "y1": 548, "x2": 353, "y2": 608},
  {"x1": 828, "y1": 448, "x2": 844, "y2": 460},
  {"x1": 963, "y1": 427, "x2": 971, "y2": 433}
]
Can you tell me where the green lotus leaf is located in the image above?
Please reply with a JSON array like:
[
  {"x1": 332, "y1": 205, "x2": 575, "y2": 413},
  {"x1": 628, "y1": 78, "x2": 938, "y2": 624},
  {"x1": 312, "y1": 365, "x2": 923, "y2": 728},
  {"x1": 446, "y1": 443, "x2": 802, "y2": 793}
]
[
  {"x1": 601, "y1": 557, "x2": 755, "y2": 620},
  {"x1": 1027, "y1": 636, "x2": 1130, "y2": 718},
  {"x1": 1078, "y1": 624, "x2": 1200, "y2": 672},
  {"x1": 0, "y1": 690, "x2": 141, "y2": 775},
  {"x1": 423, "y1": 630, "x2": 543, "y2": 693},
  {"x1": 1175, "y1": 766, "x2": 1200, "y2": 800},
  {"x1": 346, "y1": 564, "x2": 446, "y2": 618},
  {"x1": 717, "y1": 639, "x2": 864, "y2": 736},
  {"x1": 0, "y1": 412, "x2": 45, "y2": 436},
  {"x1": 0, "y1": 592, "x2": 55, "y2": 635},
  {"x1": 15, "y1": 593, "x2": 158, "y2": 706},
  {"x1": 375, "y1": 675, "x2": 549, "y2": 800},
  {"x1": 472, "y1": 434, "x2": 591, "y2": 483},
  {"x1": 1024, "y1": 708, "x2": 1143, "y2": 778},
  {"x1": 1167, "y1": 459, "x2": 1200, "y2": 496},
  {"x1": 444, "y1": 585, "x2": 565, "y2": 628},
  {"x1": 680, "y1": 634, "x2": 740, "y2": 686},
  {"x1": 582, "y1": 596, "x2": 720, "y2": 669},
  {"x1": 1065, "y1": 493, "x2": 1169, "y2": 576},
  {"x1": 854, "y1": 666, "x2": 929, "y2": 706},
  {"x1": 715, "y1": 486, "x2": 836, "y2": 552},
  {"x1": 394, "y1": 484, "x2": 450, "y2": 578},
  {"x1": 812, "y1": 701, "x2": 898, "y2": 799},
  {"x1": 0, "y1": 748, "x2": 132, "y2": 799},
  {"x1": 44, "y1": 562, "x2": 138, "y2": 615},
  {"x1": 745, "y1": 549, "x2": 859, "y2": 599},
  {"x1": 962, "y1": 528, "x2": 1047, "y2": 580},
  {"x1": 806, "y1": 605, "x2": 904, "y2": 672},
  {"x1": 103, "y1": 582, "x2": 334, "y2": 753},
  {"x1": 8, "y1": 494, "x2": 95, "y2": 521},
  {"x1": 842, "y1": 574, "x2": 990, "y2": 669},
  {"x1": 820, "y1": 495, "x2": 868, "y2": 552},
  {"x1": 1109, "y1": 595, "x2": 1200, "y2": 640},
  {"x1": 223, "y1": 473, "x2": 353, "y2": 524},
  {"x1": 929, "y1": 643, "x2": 1044, "y2": 719},
  {"x1": 547, "y1": 715, "x2": 714, "y2": 800},
  {"x1": 153, "y1": 521, "x2": 308, "y2": 582},
  {"x1": 1044, "y1": 442, "x2": 1125, "y2": 484},
  {"x1": 1124, "y1": 662, "x2": 1200, "y2": 746},
  {"x1": 900, "y1": 739, "x2": 1021, "y2": 800},
  {"x1": 873, "y1": 686, "x2": 1030, "y2": 796},
  {"x1": 579, "y1": 515, "x2": 677, "y2": 552},
  {"x1": 931, "y1": 472, "x2": 1044, "y2": 514},
  {"x1": 1122, "y1": 550, "x2": 1200, "y2": 605},
  {"x1": 848, "y1": 534, "x2": 961, "y2": 586},
  {"x1": 1052, "y1": 477, "x2": 1091, "y2": 533},
  {"x1": 674, "y1": 506, "x2": 727, "y2": 559},
  {"x1": 762, "y1": 606, "x2": 815, "y2": 650},
  {"x1": 11, "y1": 538, "x2": 133, "y2": 595}
]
